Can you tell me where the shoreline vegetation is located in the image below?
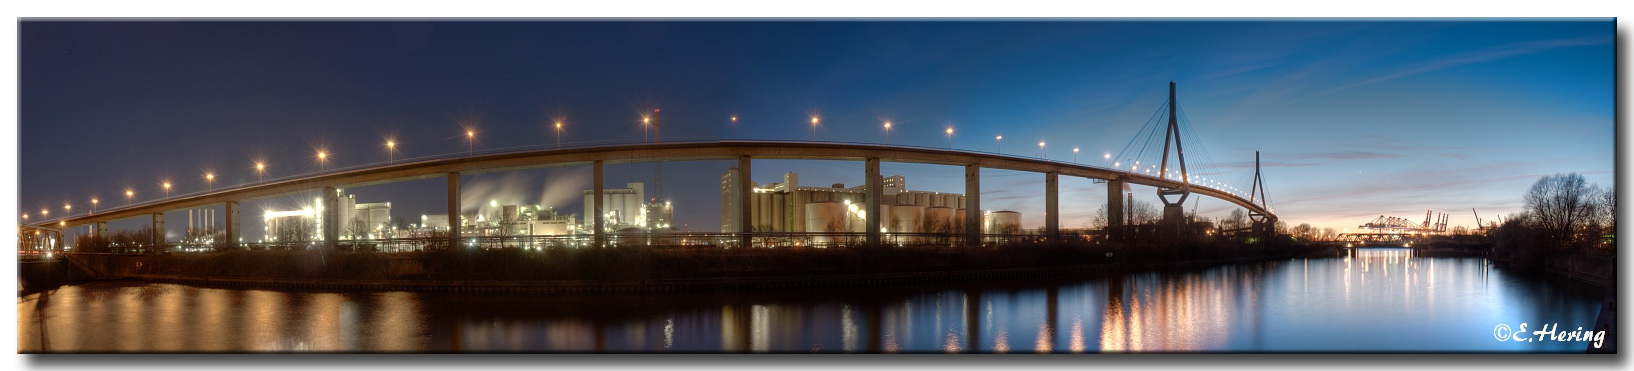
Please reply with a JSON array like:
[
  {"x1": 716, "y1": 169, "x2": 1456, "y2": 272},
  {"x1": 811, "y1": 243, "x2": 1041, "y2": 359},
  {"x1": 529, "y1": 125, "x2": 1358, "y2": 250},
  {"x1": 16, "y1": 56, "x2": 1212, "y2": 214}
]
[{"x1": 39, "y1": 235, "x2": 1334, "y2": 293}]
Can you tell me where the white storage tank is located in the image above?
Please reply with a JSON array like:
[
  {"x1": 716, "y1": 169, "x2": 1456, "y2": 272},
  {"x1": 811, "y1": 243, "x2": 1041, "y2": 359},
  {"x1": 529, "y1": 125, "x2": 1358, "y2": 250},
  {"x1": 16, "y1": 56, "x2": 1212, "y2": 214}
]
[
  {"x1": 888, "y1": 205, "x2": 925, "y2": 234},
  {"x1": 954, "y1": 209, "x2": 967, "y2": 232},
  {"x1": 805, "y1": 201, "x2": 847, "y2": 233},
  {"x1": 988, "y1": 211, "x2": 1022, "y2": 234},
  {"x1": 923, "y1": 206, "x2": 954, "y2": 234}
]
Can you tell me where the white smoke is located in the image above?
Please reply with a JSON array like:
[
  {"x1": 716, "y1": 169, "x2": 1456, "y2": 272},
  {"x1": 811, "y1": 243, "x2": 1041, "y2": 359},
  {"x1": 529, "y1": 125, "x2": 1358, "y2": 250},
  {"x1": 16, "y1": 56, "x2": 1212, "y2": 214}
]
[{"x1": 458, "y1": 168, "x2": 593, "y2": 216}]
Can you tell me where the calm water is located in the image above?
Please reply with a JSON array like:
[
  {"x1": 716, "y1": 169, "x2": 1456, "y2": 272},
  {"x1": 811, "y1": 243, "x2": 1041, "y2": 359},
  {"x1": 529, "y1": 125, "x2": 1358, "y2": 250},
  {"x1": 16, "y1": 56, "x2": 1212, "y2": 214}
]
[{"x1": 17, "y1": 249, "x2": 1606, "y2": 353}]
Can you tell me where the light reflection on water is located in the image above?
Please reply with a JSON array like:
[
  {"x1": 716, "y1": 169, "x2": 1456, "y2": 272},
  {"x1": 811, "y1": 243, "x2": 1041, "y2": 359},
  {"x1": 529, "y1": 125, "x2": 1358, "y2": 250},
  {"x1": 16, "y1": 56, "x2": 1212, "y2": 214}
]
[{"x1": 17, "y1": 249, "x2": 1603, "y2": 353}]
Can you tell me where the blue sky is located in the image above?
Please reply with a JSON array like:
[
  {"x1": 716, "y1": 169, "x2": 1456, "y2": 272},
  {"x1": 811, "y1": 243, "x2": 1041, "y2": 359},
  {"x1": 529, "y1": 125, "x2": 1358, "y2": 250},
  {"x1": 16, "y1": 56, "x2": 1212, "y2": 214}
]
[{"x1": 19, "y1": 20, "x2": 1614, "y2": 239}]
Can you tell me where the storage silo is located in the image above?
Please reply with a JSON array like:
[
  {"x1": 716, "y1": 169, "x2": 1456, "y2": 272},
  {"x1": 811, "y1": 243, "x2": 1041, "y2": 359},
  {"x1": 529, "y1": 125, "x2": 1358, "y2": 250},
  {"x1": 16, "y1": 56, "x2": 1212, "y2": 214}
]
[
  {"x1": 989, "y1": 211, "x2": 1022, "y2": 234},
  {"x1": 923, "y1": 206, "x2": 954, "y2": 234},
  {"x1": 889, "y1": 205, "x2": 925, "y2": 234},
  {"x1": 806, "y1": 201, "x2": 846, "y2": 246}
]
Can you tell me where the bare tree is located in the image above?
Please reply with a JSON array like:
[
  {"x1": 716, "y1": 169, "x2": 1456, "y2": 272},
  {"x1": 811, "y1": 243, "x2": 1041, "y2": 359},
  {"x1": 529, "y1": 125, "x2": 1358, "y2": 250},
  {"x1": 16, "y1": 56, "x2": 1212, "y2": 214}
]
[
  {"x1": 1523, "y1": 173, "x2": 1600, "y2": 249},
  {"x1": 1322, "y1": 227, "x2": 1337, "y2": 240},
  {"x1": 1291, "y1": 223, "x2": 1316, "y2": 239},
  {"x1": 1090, "y1": 199, "x2": 1161, "y2": 228},
  {"x1": 1220, "y1": 209, "x2": 1248, "y2": 231}
]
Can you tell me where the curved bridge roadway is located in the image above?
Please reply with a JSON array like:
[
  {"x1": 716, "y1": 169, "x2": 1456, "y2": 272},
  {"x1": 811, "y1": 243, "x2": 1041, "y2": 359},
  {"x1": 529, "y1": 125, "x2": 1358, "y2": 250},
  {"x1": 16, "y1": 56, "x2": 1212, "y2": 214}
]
[{"x1": 33, "y1": 140, "x2": 1274, "y2": 248}]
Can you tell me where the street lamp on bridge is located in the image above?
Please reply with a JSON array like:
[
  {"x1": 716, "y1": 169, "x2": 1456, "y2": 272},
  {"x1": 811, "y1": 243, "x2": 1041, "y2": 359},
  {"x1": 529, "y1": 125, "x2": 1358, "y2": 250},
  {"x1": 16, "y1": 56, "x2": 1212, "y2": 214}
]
[
  {"x1": 91, "y1": 198, "x2": 98, "y2": 214},
  {"x1": 1073, "y1": 147, "x2": 1079, "y2": 163},
  {"x1": 126, "y1": 189, "x2": 134, "y2": 205},
  {"x1": 810, "y1": 117, "x2": 819, "y2": 141},
  {"x1": 465, "y1": 129, "x2": 476, "y2": 155},
  {"x1": 995, "y1": 135, "x2": 1002, "y2": 154},
  {"x1": 255, "y1": 162, "x2": 266, "y2": 182},
  {"x1": 162, "y1": 182, "x2": 172, "y2": 198},
  {"x1": 553, "y1": 121, "x2": 563, "y2": 148},
  {"x1": 882, "y1": 121, "x2": 892, "y2": 144},
  {"x1": 1038, "y1": 141, "x2": 1046, "y2": 159},
  {"x1": 205, "y1": 172, "x2": 215, "y2": 190},
  {"x1": 64, "y1": 203, "x2": 72, "y2": 216},
  {"x1": 386, "y1": 140, "x2": 397, "y2": 164},
  {"x1": 945, "y1": 127, "x2": 954, "y2": 149},
  {"x1": 730, "y1": 116, "x2": 738, "y2": 139},
  {"x1": 317, "y1": 151, "x2": 329, "y2": 172}
]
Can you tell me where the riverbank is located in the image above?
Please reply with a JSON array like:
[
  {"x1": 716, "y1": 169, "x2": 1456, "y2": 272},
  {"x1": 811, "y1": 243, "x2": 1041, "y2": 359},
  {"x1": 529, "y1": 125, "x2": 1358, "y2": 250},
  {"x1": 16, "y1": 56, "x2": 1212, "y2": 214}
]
[{"x1": 34, "y1": 240, "x2": 1332, "y2": 294}]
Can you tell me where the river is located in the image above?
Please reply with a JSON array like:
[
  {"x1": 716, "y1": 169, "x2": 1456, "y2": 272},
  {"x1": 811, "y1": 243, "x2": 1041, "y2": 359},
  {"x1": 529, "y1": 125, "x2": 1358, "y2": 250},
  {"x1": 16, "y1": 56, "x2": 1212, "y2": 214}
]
[{"x1": 16, "y1": 248, "x2": 1606, "y2": 353}]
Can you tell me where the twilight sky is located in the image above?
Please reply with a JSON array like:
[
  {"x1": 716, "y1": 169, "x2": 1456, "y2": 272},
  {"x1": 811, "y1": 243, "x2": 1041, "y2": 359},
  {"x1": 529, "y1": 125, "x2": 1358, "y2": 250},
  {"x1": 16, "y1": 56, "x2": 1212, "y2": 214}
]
[{"x1": 19, "y1": 20, "x2": 1614, "y2": 240}]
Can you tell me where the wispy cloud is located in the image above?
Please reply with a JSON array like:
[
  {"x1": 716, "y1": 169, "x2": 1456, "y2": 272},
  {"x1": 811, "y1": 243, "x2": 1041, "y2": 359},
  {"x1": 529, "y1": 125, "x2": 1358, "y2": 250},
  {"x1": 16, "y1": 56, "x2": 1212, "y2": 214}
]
[
  {"x1": 1322, "y1": 36, "x2": 1611, "y2": 94},
  {"x1": 1216, "y1": 150, "x2": 1403, "y2": 169}
]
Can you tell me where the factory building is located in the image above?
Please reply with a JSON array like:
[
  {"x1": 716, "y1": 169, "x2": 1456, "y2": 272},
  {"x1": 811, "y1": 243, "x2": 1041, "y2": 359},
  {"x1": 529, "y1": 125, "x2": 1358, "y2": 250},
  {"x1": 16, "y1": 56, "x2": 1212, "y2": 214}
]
[
  {"x1": 263, "y1": 191, "x2": 392, "y2": 242},
  {"x1": 720, "y1": 170, "x2": 1021, "y2": 234},
  {"x1": 580, "y1": 182, "x2": 676, "y2": 233}
]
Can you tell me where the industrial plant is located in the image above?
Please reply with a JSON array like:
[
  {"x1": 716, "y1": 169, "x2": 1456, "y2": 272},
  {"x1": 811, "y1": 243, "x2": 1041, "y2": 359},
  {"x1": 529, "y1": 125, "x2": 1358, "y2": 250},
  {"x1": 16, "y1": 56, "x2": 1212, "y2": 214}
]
[{"x1": 721, "y1": 169, "x2": 1021, "y2": 235}]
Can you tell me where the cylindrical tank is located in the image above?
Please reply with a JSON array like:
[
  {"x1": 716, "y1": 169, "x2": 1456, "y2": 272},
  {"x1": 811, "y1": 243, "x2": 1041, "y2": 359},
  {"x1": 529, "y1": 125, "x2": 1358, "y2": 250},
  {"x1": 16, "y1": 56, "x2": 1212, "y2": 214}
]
[
  {"x1": 805, "y1": 201, "x2": 846, "y2": 233},
  {"x1": 889, "y1": 205, "x2": 924, "y2": 234},
  {"x1": 923, "y1": 206, "x2": 953, "y2": 234},
  {"x1": 954, "y1": 209, "x2": 967, "y2": 232},
  {"x1": 989, "y1": 211, "x2": 1022, "y2": 234}
]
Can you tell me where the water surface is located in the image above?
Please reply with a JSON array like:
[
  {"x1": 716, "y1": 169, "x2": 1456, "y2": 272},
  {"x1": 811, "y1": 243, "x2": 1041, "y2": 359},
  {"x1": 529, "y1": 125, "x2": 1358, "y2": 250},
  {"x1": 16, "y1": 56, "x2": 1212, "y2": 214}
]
[{"x1": 17, "y1": 248, "x2": 1604, "y2": 352}]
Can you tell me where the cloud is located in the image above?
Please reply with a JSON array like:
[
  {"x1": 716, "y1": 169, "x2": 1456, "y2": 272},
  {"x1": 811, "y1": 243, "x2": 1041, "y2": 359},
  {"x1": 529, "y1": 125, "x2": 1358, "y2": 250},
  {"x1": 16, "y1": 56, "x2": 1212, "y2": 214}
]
[
  {"x1": 1323, "y1": 36, "x2": 1611, "y2": 94},
  {"x1": 1215, "y1": 150, "x2": 1403, "y2": 169}
]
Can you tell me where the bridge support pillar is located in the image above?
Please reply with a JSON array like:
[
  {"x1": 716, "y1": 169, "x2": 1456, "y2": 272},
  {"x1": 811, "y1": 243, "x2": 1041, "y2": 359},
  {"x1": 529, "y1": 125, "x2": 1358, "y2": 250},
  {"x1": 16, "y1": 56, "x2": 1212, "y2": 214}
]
[
  {"x1": 737, "y1": 156, "x2": 752, "y2": 248},
  {"x1": 1106, "y1": 179, "x2": 1125, "y2": 227},
  {"x1": 865, "y1": 158, "x2": 881, "y2": 246},
  {"x1": 151, "y1": 212, "x2": 165, "y2": 248},
  {"x1": 224, "y1": 200, "x2": 239, "y2": 249},
  {"x1": 1163, "y1": 204, "x2": 1185, "y2": 232},
  {"x1": 95, "y1": 222, "x2": 108, "y2": 239},
  {"x1": 1045, "y1": 171, "x2": 1059, "y2": 244},
  {"x1": 964, "y1": 164, "x2": 981, "y2": 247},
  {"x1": 322, "y1": 186, "x2": 339, "y2": 251},
  {"x1": 593, "y1": 161, "x2": 605, "y2": 247},
  {"x1": 1106, "y1": 178, "x2": 1124, "y2": 238},
  {"x1": 447, "y1": 173, "x2": 461, "y2": 249}
]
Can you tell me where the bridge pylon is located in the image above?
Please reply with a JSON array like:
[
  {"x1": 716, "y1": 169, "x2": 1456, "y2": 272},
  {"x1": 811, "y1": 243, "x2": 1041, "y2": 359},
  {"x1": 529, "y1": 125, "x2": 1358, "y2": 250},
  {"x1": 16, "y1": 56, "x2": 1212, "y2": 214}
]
[
  {"x1": 1246, "y1": 151, "x2": 1275, "y2": 235},
  {"x1": 1156, "y1": 82, "x2": 1191, "y2": 231}
]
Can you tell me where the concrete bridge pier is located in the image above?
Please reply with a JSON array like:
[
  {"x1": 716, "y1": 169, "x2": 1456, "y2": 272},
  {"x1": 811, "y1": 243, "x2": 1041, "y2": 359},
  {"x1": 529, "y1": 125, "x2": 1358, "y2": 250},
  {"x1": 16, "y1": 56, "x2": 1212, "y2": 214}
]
[
  {"x1": 736, "y1": 156, "x2": 752, "y2": 248},
  {"x1": 224, "y1": 200, "x2": 239, "y2": 248},
  {"x1": 865, "y1": 158, "x2": 881, "y2": 245},
  {"x1": 94, "y1": 222, "x2": 107, "y2": 239},
  {"x1": 592, "y1": 161, "x2": 606, "y2": 247},
  {"x1": 151, "y1": 212, "x2": 165, "y2": 248},
  {"x1": 964, "y1": 164, "x2": 981, "y2": 247},
  {"x1": 1106, "y1": 178, "x2": 1124, "y2": 237},
  {"x1": 322, "y1": 186, "x2": 339, "y2": 250},
  {"x1": 1045, "y1": 171, "x2": 1059, "y2": 244},
  {"x1": 447, "y1": 173, "x2": 461, "y2": 249}
]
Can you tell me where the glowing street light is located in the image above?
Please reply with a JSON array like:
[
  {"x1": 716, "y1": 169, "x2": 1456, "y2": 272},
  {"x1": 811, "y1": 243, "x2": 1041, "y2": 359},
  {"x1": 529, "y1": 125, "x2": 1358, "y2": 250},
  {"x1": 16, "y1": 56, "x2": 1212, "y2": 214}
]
[
  {"x1": 255, "y1": 162, "x2": 266, "y2": 182},
  {"x1": 553, "y1": 121, "x2": 564, "y2": 148},
  {"x1": 652, "y1": 108, "x2": 662, "y2": 143},
  {"x1": 386, "y1": 140, "x2": 397, "y2": 164},
  {"x1": 945, "y1": 127, "x2": 954, "y2": 149},
  {"x1": 642, "y1": 116, "x2": 651, "y2": 142},
  {"x1": 731, "y1": 116, "x2": 738, "y2": 139},
  {"x1": 41, "y1": 209, "x2": 48, "y2": 217},
  {"x1": 1073, "y1": 147, "x2": 1080, "y2": 163},
  {"x1": 883, "y1": 121, "x2": 893, "y2": 144},
  {"x1": 466, "y1": 130, "x2": 476, "y2": 155},
  {"x1": 91, "y1": 198, "x2": 98, "y2": 214},
  {"x1": 20, "y1": 213, "x2": 26, "y2": 222},
  {"x1": 810, "y1": 117, "x2": 820, "y2": 141},
  {"x1": 126, "y1": 189, "x2": 134, "y2": 205},
  {"x1": 995, "y1": 135, "x2": 1003, "y2": 154},
  {"x1": 317, "y1": 151, "x2": 329, "y2": 172},
  {"x1": 205, "y1": 172, "x2": 215, "y2": 190},
  {"x1": 163, "y1": 182, "x2": 172, "y2": 198},
  {"x1": 1038, "y1": 141, "x2": 1046, "y2": 159},
  {"x1": 64, "y1": 204, "x2": 72, "y2": 216}
]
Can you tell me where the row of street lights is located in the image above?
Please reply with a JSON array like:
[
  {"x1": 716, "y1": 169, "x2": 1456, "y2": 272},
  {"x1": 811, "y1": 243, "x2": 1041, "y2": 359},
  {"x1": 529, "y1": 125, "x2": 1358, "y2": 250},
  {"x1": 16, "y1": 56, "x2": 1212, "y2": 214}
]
[{"x1": 33, "y1": 113, "x2": 1256, "y2": 224}]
